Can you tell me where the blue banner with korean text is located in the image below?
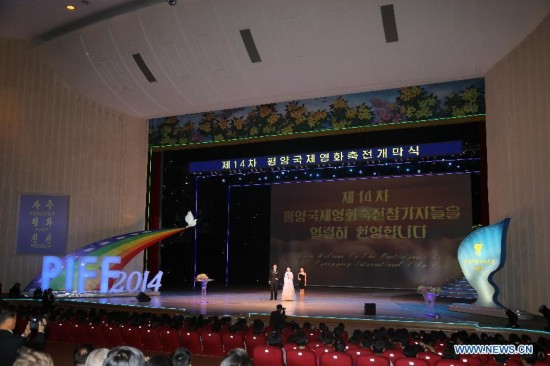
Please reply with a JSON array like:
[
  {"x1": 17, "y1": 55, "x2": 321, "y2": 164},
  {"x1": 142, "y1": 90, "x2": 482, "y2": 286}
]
[
  {"x1": 189, "y1": 141, "x2": 462, "y2": 173},
  {"x1": 16, "y1": 194, "x2": 69, "y2": 255}
]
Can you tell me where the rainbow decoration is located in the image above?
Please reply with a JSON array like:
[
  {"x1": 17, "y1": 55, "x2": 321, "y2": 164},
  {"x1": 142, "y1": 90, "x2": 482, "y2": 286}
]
[{"x1": 24, "y1": 228, "x2": 186, "y2": 292}]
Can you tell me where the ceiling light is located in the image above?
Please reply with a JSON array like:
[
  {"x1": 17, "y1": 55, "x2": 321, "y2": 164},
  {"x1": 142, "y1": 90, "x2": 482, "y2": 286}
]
[
  {"x1": 167, "y1": 0, "x2": 177, "y2": 5},
  {"x1": 66, "y1": 5, "x2": 76, "y2": 10}
]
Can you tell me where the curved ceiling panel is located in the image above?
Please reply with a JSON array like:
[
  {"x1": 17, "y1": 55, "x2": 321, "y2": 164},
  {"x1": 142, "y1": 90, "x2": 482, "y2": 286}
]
[{"x1": 33, "y1": 0, "x2": 550, "y2": 119}]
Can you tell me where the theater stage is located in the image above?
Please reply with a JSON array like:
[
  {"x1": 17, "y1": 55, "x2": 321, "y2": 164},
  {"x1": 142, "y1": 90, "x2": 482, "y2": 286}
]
[{"x1": 57, "y1": 287, "x2": 549, "y2": 336}]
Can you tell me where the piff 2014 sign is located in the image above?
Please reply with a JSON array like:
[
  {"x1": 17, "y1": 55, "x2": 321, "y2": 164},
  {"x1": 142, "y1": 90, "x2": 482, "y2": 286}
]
[
  {"x1": 41, "y1": 255, "x2": 163, "y2": 294},
  {"x1": 24, "y1": 228, "x2": 187, "y2": 294}
]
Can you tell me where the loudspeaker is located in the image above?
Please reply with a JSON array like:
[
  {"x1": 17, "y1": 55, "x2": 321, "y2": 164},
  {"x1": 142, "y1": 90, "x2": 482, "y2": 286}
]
[
  {"x1": 136, "y1": 292, "x2": 151, "y2": 302},
  {"x1": 364, "y1": 303, "x2": 376, "y2": 315}
]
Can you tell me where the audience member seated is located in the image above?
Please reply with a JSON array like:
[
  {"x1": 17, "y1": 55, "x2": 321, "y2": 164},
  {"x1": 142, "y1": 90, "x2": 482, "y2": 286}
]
[
  {"x1": 74, "y1": 344, "x2": 95, "y2": 366},
  {"x1": 220, "y1": 348, "x2": 252, "y2": 366},
  {"x1": 488, "y1": 353, "x2": 509, "y2": 365},
  {"x1": 402, "y1": 345, "x2": 422, "y2": 358},
  {"x1": 171, "y1": 347, "x2": 192, "y2": 366},
  {"x1": 521, "y1": 343, "x2": 547, "y2": 366},
  {"x1": 85, "y1": 348, "x2": 110, "y2": 366},
  {"x1": 103, "y1": 346, "x2": 145, "y2": 366},
  {"x1": 251, "y1": 318, "x2": 264, "y2": 335},
  {"x1": 372, "y1": 339, "x2": 387, "y2": 354},
  {"x1": 334, "y1": 340, "x2": 347, "y2": 352},
  {"x1": 294, "y1": 330, "x2": 308, "y2": 349},
  {"x1": 267, "y1": 331, "x2": 284, "y2": 347},
  {"x1": 4, "y1": 298, "x2": 550, "y2": 366},
  {"x1": 144, "y1": 355, "x2": 172, "y2": 366},
  {"x1": 349, "y1": 329, "x2": 363, "y2": 345},
  {"x1": 320, "y1": 330, "x2": 335, "y2": 346},
  {"x1": 13, "y1": 347, "x2": 53, "y2": 366}
]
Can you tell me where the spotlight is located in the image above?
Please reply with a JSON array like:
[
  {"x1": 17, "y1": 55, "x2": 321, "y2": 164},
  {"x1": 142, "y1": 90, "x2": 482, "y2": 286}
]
[
  {"x1": 539, "y1": 305, "x2": 550, "y2": 331},
  {"x1": 505, "y1": 308, "x2": 519, "y2": 328},
  {"x1": 167, "y1": 0, "x2": 177, "y2": 5}
]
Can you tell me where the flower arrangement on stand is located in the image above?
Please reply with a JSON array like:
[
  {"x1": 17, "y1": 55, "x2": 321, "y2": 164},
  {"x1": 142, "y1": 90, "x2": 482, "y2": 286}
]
[
  {"x1": 196, "y1": 274, "x2": 212, "y2": 304},
  {"x1": 196, "y1": 273, "x2": 209, "y2": 281},
  {"x1": 417, "y1": 286, "x2": 442, "y2": 296},
  {"x1": 417, "y1": 286, "x2": 442, "y2": 318}
]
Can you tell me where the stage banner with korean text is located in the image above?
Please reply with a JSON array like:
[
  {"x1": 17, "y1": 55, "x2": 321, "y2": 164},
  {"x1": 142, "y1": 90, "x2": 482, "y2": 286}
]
[
  {"x1": 270, "y1": 174, "x2": 472, "y2": 288},
  {"x1": 16, "y1": 194, "x2": 69, "y2": 255}
]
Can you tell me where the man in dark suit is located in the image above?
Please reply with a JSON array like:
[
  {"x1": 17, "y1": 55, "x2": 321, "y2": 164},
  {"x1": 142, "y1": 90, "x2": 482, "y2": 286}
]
[
  {"x1": 269, "y1": 304, "x2": 287, "y2": 331},
  {"x1": 269, "y1": 264, "x2": 279, "y2": 300},
  {"x1": 0, "y1": 309, "x2": 46, "y2": 366}
]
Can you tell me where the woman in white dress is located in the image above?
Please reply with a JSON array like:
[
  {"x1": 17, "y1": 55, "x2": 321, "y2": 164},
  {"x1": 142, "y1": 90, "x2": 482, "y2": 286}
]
[{"x1": 281, "y1": 267, "x2": 296, "y2": 301}]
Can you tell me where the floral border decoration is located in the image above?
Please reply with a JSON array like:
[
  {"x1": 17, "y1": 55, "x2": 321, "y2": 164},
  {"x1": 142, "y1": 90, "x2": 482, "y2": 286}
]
[{"x1": 149, "y1": 78, "x2": 484, "y2": 149}]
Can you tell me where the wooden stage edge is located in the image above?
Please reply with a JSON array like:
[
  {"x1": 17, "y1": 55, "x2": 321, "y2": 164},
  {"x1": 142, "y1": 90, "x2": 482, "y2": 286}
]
[{"x1": 9, "y1": 287, "x2": 550, "y2": 338}]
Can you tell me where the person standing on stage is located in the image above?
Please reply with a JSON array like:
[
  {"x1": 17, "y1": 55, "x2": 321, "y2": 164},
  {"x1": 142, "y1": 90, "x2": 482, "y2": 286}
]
[
  {"x1": 281, "y1": 267, "x2": 296, "y2": 301},
  {"x1": 269, "y1": 264, "x2": 279, "y2": 300},
  {"x1": 298, "y1": 267, "x2": 307, "y2": 302}
]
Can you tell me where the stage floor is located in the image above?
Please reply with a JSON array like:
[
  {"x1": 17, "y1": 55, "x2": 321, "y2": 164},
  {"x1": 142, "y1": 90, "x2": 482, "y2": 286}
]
[{"x1": 56, "y1": 286, "x2": 550, "y2": 335}]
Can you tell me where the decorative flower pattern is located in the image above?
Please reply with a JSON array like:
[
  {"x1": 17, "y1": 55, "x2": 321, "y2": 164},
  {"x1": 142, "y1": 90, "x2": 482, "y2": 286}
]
[{"x1": 149, "y1": 79, "x2": 485, "y2": 147}]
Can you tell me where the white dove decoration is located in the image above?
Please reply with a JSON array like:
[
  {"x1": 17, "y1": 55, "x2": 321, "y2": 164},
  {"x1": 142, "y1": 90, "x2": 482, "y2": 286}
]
[{"x1": 185, "y1": 211, "x2": 197, "y2": 227}]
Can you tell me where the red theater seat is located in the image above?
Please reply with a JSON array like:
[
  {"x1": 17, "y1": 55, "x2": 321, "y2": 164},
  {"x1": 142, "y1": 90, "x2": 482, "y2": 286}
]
[
  {"x1": 320, "y1": 352, "x2": 353, "y2": 366},
  {"x1": 347, "y1": 349, "x2": 374, "y2": 364},
  {"x1": 222, "y1": 333, "x2": 245, "y2": 353},
  {"x1": 252, "y1": 345, "x2": 285, "y2": 366},
  {"x1": 382, "y1": 349, "x2": 405, "y2": 364},
  {"x1": 179, "y1": 330, "x2": 203, "y2": 354},
  {"x1": 305, "y1": 329, "x2": 321, "y2": 342},
  {"x1": 69, "y1": 323, "x2": 91, "y2": 344},
  {"x1": 357, "y1": 355, "x2": 391, "y2": 366},
  {"x1": 417, "y1": 352, "x2": 442, "y2": 366},
  {"x1": 313, "y1": 346, "x2": 333, "y2": 361},
  {"x1": 341, "y1": 331, "x2": 349, "y2": 341},
  {"x1": 46, "y1": 321, "x2": 63, "y2": 342},
  {"x1": 86, "y1": 324, "x2": 108, "y2": 348},
  {"x1": 159, "y1": 328, "x2": 180, "y2": 353},
  {"x1": 53, "y1": 321, "x2": 74, "y2": 343},
  {"x1": 283, "y1": 343, "x2": 299, "y2": 352},
  {"x1": 102, "y1": 324, "x2": 125, "y2": 348},
  {"x1": 286, "y1": 349, "x2": 317, "y2": 366},
  {"x1": 139, "y1": 326, "x2": 163, "y2": 352},
  {"x1": 120, "y1": 325, "x2": 143, "y2": 349},
  {"x1": 345, "y1": 343, "x2": 360, "y2": 350},
  {"x1": 201, "y1": 332, "x2": 225, "y2": 357},
  {"x1": 435, "y1": 360, "x2": 463, "y2": 366},
  {"x1": 245, "y1": 334, "x2": 266, "y2": 357},
  {"x1": 395, "y1": 357, "x2": 429, "y2": 366},
  {"x1": 457, "y1": 356, "x2": 481, "y2": 366},
  {"x1": 307, "y1": 341, "x2": 324, "y2": 349}
]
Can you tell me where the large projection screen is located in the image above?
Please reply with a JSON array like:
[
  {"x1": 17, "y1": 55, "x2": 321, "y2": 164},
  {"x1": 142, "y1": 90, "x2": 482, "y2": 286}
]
[{"x1": 270, "y1": 174, "x2": 473, "y2": 288}]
